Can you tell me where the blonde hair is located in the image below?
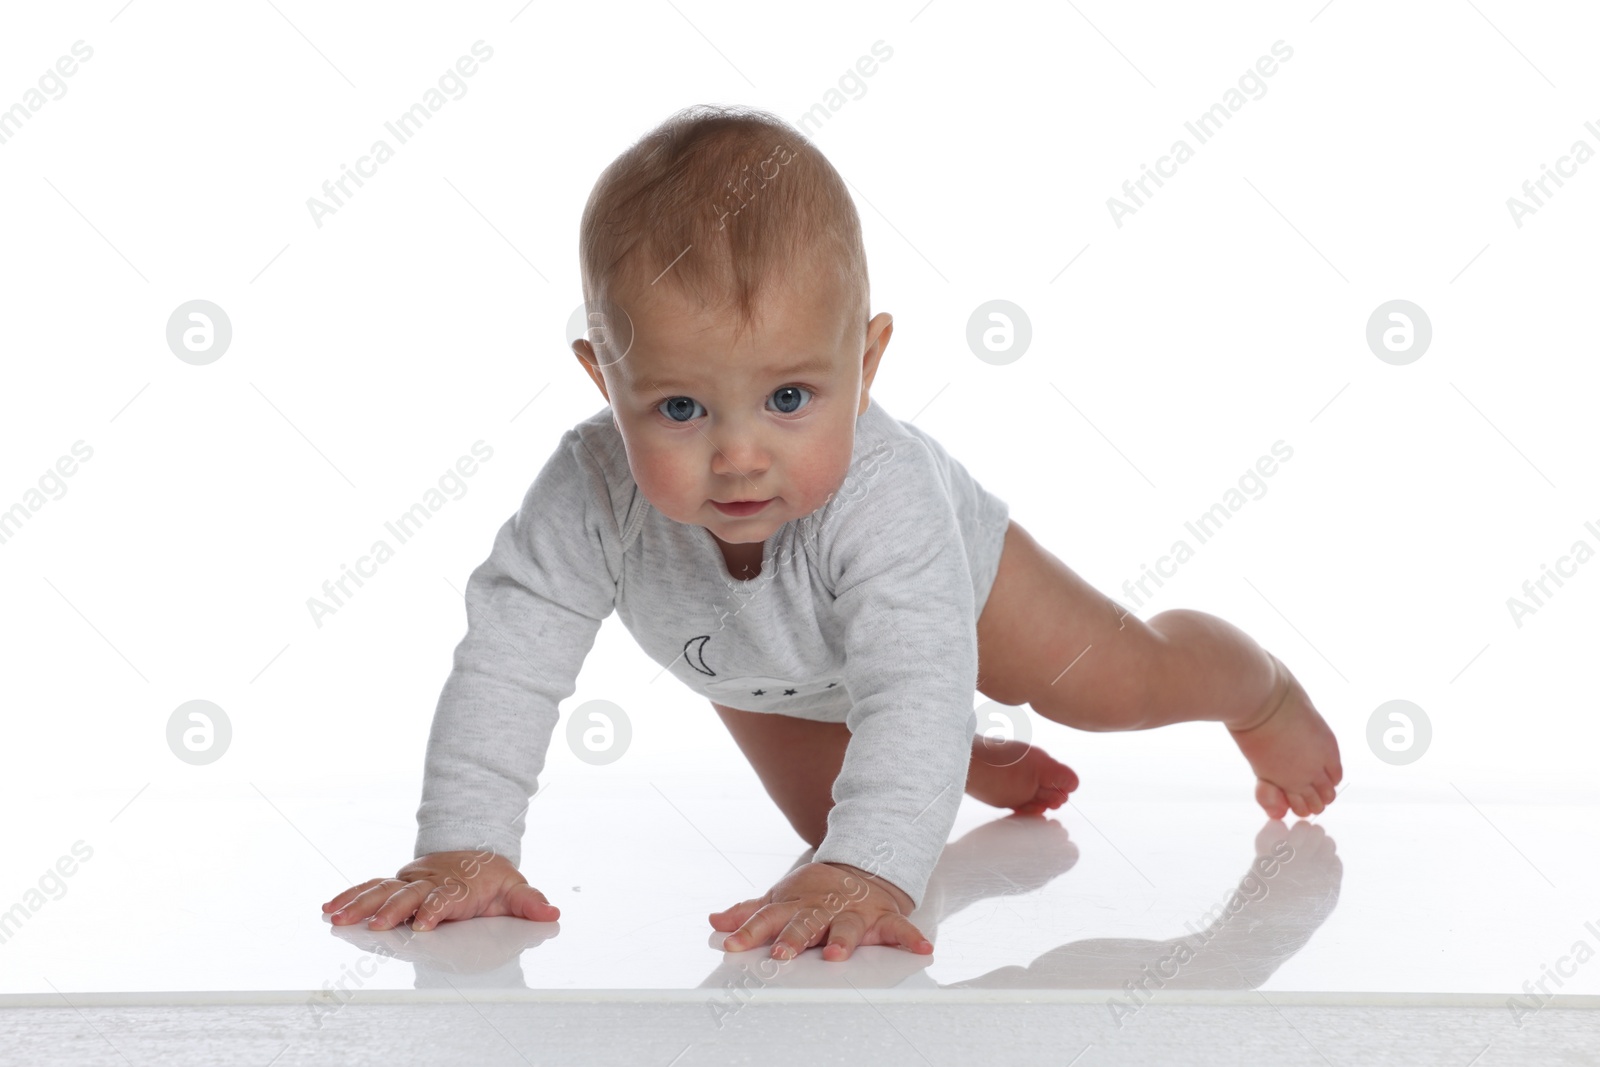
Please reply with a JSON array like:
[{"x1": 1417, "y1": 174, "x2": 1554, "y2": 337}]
[{"x1": 578, "y1": 104, "x2": 869, "y2": 346}]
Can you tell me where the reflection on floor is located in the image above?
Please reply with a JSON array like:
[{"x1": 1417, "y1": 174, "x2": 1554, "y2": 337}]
[
  {"x1": 5, "y1": 773, "x2": 1597, "y2": 1003},
  {"x1": 323, "y1": 819, "x2": 1339, "y2": 999}
]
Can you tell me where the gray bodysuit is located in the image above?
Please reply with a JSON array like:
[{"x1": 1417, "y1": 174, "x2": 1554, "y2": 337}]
[{"x1": 414, "y1": 396, "x2": 1011, "y2": 909}]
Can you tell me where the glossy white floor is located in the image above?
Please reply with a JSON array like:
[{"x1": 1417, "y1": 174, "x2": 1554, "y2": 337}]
[
  {"x1": 6, "y1": 758, "x2": 1600, "y2": 1064},
  {"x1": 11, "y1": 774, "x2": 1600, "y2": 996}
]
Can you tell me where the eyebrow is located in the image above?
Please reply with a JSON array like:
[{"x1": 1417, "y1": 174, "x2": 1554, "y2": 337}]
[{"x1": 630, "y1": 356, "x2": 837, "y2": 395}]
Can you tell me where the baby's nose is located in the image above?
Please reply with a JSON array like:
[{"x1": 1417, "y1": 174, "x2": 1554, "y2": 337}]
[{"x1": 711, "y1": 433, "x2": 771, "y2": 473}]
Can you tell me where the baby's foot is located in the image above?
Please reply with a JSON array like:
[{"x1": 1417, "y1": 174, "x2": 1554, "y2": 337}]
[
  {"x1": 964, "y1": 736, "x2": 1079, "y2": 816},
  {"x1": 1228, "y1": 652, "x2": 1343, "y2": 819}
]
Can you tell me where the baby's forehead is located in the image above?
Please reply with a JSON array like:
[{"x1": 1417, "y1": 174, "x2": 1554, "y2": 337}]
[
  {"x1": 622, "y1": 342, "x2": 841, "y2": 395},
  {"x1": 622, "y1": 285, "x2": 846, "y2": 352},
  {"x1": 632, "y1": 277, "x2": 830, "y2": 324}
]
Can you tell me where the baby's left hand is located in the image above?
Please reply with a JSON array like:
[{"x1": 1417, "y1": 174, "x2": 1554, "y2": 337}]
[{"x1": 709, "y1": 861, "x2": 932, "y2": 961}]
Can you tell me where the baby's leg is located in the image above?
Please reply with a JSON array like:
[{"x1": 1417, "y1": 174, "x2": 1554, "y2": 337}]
[
  {"x1": 975, "y1": 520, "x2": 1342, "y2": 818},
  {"x1": 709, "y1": 702, "x2": 1078, "y2": 849}
]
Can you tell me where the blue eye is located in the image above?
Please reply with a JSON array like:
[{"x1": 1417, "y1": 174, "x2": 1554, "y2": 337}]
[
  {"x1": 769, "y1": 385, "x2": 811, "y2": 414},
  {"x1": 656, "y1": 386, "x2": 813, "y2": 423},
  {"x1": 658, "y1": 396, "x2": 704, "y2": 423}
]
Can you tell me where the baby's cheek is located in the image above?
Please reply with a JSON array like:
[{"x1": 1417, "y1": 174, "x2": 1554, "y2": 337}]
[
  {"x1": 630, "y1": 450, "x2": 698, "y2": 515},
  {"x1": 792, "y1": 444, "x2": 853, "y2": 512}
]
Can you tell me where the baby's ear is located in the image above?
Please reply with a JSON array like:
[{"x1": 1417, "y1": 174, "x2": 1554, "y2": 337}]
[{"x1": 572, "y1": 341, "x2": 611, "y2": 401}]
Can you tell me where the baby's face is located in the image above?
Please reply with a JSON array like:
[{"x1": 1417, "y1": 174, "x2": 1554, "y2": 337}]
[{"x1": 574, "y1": 274, "x2": 890, "y2": 548}]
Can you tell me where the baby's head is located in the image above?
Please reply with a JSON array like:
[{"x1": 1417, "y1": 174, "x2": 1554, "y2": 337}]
[{"x1": 570, "y1": 104, "x2": 892, "y2": 547}]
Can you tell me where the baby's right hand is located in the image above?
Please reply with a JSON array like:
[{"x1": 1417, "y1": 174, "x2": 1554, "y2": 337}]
[{"x1": 321, "y1": 850, "x2": 560, "y2": 932}]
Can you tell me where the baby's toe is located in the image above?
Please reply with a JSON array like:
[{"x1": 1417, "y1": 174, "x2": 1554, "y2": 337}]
[
  {"x1": 1284, "y1": 791, "x2": 1312, "y2": 818},
  {"x1": 1014, "y1": 784, "x2": 1069, "y2": 816},
  {"x1": 1045, "y1": 761, "x2": 1080, "y2": 795},
  {"x1": 1256, "y1": 780, "x2": 1289, "y2": 820}
]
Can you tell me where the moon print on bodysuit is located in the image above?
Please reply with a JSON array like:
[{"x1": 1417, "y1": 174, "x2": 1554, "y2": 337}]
[{"x1": 683, "y1": 635, "x2": 716, "y2": 676}]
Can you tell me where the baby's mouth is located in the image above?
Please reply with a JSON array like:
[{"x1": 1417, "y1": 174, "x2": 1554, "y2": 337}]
[{"x1": 711, "y1": 498, "x2": 773, "y2": 516}]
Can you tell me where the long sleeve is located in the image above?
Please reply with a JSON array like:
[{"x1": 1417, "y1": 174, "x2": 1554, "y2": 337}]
[
  {"x1": 414, "y1": 429, "x2": 620, "y2": 867},
  {"x1": 810, "y1": 435, "x2": 979, "y2": 911}
]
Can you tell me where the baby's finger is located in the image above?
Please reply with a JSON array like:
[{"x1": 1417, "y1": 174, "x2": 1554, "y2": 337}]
[
  {"x1": 367, "y1": 880, "x2": 436, "y2": 930},
  {"x1": 720, "y1": 902, "x2": 793, "y2": 954},
  {"x1": 504, "y1": 882, "x2": 561, "y2": 922},
  {"x1": 708, "y1": 896, "x2": 766, "y2": 932},
  {"x1": 323, "y1": 878, "x2": 392, "y2": 914},
  {"x1": 411, "y1": 881, "x2": 478, "y2": 931},
  {"x1": 328, "y1": 879, "x2": 406, "y2": 925},
  {"x1": 821, "y1": 910, "x2": 867, "y2": 962},
  {"x1": 874, "y1": 913, "x2": 933, "y2": 955},
  {"x1": 771, "y1": 906, "x2": 832, "y2": 960}
]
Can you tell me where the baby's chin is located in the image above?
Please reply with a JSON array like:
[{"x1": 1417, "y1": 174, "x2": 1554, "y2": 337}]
[
  {"x1": 654, "y1": 486, "x2": 839, "y2": 536},
  {"x1": 707, "y1": 503, "x2": 782, "y2": 539}
]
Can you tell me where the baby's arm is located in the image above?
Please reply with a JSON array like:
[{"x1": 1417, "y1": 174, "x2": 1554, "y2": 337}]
[
  {"x1": 323, "y1": 431, "x2": 619, "y2": 930},
  {"x1": 810, "y1": 454, "x2": 978, "y2": 913},
  {"x1": 713, "y1": 438, "x2": 979, "y2": 958}
]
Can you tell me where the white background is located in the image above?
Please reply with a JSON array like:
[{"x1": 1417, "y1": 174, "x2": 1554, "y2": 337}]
[{"x1": 2, "y1": 0, "x2": 1597, "y2": 959}]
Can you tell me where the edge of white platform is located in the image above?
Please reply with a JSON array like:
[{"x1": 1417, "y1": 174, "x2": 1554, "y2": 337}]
[{"x1": 3, "y1": 989, "x2": 1597, "y2": 1009}]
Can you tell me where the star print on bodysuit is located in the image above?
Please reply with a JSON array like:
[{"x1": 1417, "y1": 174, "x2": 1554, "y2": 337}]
[{"x1": 679, "y1": 635, "x2": 847, "y2": 700}]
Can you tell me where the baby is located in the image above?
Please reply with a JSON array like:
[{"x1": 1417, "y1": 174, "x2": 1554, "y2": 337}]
[{"x1": 323, "y1": 104, "x2": 1343, "y2": 962}]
